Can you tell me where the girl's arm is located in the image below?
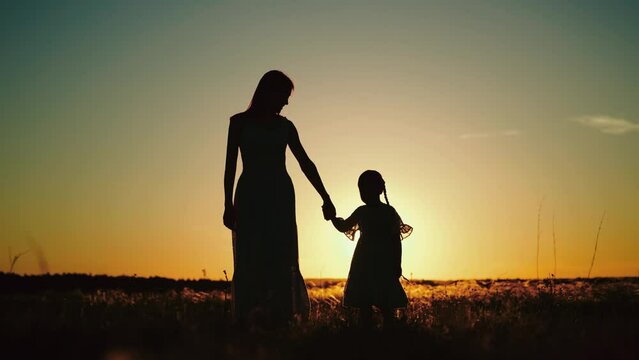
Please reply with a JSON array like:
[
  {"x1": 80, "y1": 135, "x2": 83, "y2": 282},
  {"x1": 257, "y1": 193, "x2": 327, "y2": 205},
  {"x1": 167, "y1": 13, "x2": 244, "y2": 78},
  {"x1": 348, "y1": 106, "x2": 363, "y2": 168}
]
[
  {"x1": 331, "y1": 208, "x2": 360, "y2": 233},
  {"x1": 287, "y1": 120, "x2": 335, "y2": 219},
  {"x1": 223, "y1": 116, "x2": 241, "y2": 230}
]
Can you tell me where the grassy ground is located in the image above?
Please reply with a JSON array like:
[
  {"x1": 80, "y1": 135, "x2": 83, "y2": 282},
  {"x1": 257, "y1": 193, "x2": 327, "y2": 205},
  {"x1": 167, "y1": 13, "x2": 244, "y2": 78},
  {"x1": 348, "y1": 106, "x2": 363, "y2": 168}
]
[{"x1": 1, "y1": 276, "x2": 638, "y2": 359}]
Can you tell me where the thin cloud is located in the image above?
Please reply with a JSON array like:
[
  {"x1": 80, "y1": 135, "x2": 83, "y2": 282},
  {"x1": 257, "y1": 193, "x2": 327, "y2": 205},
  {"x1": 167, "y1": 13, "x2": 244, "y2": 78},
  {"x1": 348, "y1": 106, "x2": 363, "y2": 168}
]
[
  {"x1": 459, "y1": 129, "x2": 521, "y2": 140},
  {"x1": 501, "y1": 129, "x2": 521, "y2": 136},
  {"x1": 574, "y1": 115, "x2": 639, "y2": 135}
]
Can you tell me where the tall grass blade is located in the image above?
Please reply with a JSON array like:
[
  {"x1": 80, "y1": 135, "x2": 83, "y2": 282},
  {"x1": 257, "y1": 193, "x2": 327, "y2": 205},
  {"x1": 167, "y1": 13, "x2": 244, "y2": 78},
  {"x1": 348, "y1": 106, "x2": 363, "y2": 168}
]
[
  {"x1": 553, "y1": 213, "x2": 557, "y2": 277},
  {"x1": 536, "y1": 198, "x2": 544, "y2": 279},
  {"x1": 587, "y1": 211, "x2": 606, "y2": 278}
]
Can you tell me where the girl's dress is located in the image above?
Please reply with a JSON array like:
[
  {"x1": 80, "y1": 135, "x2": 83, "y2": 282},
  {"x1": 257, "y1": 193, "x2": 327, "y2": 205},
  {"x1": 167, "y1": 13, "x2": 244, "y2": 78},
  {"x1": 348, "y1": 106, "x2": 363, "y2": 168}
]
[
  {"x1": 334, "y1": 203, "x2": 412, "y2": 309},
  {"x1": 231, "y1": 112, "x2": 309, "y2": 323}
]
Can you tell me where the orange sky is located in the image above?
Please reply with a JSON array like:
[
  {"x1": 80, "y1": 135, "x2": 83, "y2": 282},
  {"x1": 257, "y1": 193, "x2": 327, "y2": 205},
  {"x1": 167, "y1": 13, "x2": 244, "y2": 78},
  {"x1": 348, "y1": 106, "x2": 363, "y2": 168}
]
[{"x1": 1, "y1": 1, "x2": 638, "y2": 279}]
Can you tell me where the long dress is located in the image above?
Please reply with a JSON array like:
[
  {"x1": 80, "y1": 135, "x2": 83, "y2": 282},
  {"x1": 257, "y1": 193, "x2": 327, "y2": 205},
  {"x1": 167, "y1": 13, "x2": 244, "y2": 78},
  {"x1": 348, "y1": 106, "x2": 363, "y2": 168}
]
[
  {"x1": 338, "y1": 203, "x2": 411, "y2": 309},
  {"x1": 231, "y1": 113, "x2": 310, "y2": 324}
]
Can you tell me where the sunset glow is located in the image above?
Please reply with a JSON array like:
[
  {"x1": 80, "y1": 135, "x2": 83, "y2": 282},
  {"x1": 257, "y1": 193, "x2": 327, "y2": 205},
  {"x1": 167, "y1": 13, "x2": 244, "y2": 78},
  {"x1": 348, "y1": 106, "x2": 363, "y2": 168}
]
[{"x1": 1, "y1": 1, "x2": 638, "y2": 280}]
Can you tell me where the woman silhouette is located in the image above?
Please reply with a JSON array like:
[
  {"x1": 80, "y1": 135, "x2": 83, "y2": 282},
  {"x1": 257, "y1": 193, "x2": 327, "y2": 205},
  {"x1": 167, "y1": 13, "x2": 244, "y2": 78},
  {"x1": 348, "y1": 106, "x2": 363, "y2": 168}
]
[{"x1": 223, "y1": 70, "x2": 335, "y2": 326}]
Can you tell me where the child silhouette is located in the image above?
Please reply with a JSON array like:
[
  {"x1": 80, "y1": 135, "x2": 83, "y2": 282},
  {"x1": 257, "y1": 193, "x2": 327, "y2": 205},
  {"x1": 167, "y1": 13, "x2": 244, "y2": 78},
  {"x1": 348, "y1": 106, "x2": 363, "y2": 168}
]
[{"x1": 329, "y1": 170, "x2": 412, "y2": 328}]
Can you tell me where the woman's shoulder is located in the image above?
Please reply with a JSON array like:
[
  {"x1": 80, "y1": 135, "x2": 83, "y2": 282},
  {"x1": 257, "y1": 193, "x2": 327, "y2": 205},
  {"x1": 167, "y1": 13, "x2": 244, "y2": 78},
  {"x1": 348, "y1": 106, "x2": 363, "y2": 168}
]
[
  {"x1": 278, "y1": 115, "x2": 294, "y2": 127},
  {"x1": 278, "y1": 116, "x2": 298, "y2": 136},
  {"x1": 230, "y1": 111, "x2": 250, "y2": 122},
  {"x1": 232, "y1": 112, "x2": 291, "y2": 124},
  {"x1": 229, "y1": 113, "x2": 248, "y2": 129}
]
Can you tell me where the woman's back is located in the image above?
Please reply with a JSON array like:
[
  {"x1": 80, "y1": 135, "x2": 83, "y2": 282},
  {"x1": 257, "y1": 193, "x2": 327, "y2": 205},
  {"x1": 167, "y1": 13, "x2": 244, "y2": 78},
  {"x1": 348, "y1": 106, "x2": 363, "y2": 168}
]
[{"x1": 233, "y1": 112, "x2": 290, "y2": 176}]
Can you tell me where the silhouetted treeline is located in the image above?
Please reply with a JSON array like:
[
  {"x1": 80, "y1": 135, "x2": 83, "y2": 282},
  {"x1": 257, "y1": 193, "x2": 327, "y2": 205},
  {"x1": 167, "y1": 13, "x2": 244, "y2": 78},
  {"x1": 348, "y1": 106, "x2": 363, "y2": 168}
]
[{"x1": 0, "y1": 272, "x2": 229, "y2": 294}]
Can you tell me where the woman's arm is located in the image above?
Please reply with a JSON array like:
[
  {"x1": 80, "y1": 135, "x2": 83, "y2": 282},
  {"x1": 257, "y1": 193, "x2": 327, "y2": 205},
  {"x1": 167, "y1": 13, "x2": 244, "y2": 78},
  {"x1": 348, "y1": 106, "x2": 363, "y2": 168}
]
[
  {"x1": 223, "y1": 116, "x2": 241, "y2": 230},
  {"x1": 287, "y1": 120, "x2": 335, "y2": 219}
]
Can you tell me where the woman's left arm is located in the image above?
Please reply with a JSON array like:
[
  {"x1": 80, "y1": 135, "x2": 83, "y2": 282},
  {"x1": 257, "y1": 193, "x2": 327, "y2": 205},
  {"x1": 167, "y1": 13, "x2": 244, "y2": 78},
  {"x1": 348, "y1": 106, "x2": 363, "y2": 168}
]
[
  {"x1": 223, "y1": 116, "x2": 241, "y2": 230},
  {"x1": 287, "y1": 120, "x2": 335, "y2": 219}
]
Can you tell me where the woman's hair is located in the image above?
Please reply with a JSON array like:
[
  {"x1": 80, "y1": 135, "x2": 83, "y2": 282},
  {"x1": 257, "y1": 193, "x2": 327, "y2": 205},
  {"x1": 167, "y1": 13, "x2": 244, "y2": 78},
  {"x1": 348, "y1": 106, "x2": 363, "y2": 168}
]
[
  {"x1": 358, "y1": 170, "x2": 390, "y2": 205},
  {"x1": 247, "y1": 70, "x2": 294, "y2": 114}
]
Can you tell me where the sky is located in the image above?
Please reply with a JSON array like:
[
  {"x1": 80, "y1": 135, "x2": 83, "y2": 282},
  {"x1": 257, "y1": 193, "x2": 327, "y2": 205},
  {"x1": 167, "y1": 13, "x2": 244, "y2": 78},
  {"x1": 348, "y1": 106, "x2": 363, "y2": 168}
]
[{"x1": 1, "y1": 0, "x2": 638, "y2": 280}]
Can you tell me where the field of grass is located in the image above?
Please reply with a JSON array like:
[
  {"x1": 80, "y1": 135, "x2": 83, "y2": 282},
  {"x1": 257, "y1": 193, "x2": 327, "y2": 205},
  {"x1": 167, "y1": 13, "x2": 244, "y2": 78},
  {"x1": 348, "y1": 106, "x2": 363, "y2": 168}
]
[{"x1": 1, "y1": 274, "x2": 638, "y2": 359}]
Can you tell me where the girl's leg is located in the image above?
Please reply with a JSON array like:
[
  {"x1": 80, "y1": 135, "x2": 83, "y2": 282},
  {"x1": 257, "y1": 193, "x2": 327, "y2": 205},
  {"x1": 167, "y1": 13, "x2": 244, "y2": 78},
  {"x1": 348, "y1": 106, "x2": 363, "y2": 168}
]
[{"x1": 359, "y1": 306, "x2": 373, "y2": 329}]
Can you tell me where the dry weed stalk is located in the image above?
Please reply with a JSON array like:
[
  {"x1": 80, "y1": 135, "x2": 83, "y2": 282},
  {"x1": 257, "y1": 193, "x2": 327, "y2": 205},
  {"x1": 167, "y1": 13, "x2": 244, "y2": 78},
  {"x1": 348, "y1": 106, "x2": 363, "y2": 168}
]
[
  {"x1": 553, "y1": 213, "x2": 557, "y2": 277},
  {"x1": 536, "y1": 198, "x2": 544, "y2": 279},
  {"x1": 587, "y1": 212, "x2": 606, "y2": 278},
  {"x1": 8, "y1": 247, "x2": 30, "y2": 273}
]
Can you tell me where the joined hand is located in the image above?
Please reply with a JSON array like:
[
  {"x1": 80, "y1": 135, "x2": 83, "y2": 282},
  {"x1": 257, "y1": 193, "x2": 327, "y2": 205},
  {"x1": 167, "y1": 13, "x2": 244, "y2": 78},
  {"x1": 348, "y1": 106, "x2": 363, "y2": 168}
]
[{"x1": 322, "y1": 200, "x2": 336, "y2": 220}]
